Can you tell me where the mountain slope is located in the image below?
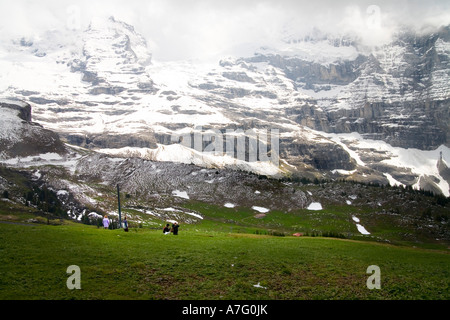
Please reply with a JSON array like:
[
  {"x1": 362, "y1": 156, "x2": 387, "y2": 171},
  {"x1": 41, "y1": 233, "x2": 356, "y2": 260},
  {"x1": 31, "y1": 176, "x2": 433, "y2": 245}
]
[
  {"x1": 0, "y1": 18, "x2": 449, "y2": 195},
  {"x1": 0, "y1": 99, "x2": 66, "y2": 159},
  {"x1": 0, "y1": 98, "x2": 448, "y2": 249}
]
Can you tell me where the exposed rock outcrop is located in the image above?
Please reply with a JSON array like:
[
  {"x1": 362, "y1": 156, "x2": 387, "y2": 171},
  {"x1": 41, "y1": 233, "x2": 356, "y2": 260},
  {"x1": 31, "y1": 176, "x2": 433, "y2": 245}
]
[{"x1": 0, "y1": 99, "x2": 66, "y2": 158}]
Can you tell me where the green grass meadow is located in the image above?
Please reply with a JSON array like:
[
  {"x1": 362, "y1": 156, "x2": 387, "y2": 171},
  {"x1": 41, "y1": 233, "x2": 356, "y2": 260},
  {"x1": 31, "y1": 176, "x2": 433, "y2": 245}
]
[{"x1": 0, "y1": 219, "x2": 448, "y2": 300}]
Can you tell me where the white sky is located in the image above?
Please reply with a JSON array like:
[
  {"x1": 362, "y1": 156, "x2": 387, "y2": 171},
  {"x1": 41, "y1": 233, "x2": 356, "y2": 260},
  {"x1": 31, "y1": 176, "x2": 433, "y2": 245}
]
[{"x1": 0, "y1": 0, "x2": 449, "y2": 61}]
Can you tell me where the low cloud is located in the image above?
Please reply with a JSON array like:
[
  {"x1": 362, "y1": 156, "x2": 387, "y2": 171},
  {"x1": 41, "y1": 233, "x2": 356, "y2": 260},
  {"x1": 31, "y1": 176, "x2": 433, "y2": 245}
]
[{"x1": 0, "y1": 0, "x2": 449, "y2": 61}]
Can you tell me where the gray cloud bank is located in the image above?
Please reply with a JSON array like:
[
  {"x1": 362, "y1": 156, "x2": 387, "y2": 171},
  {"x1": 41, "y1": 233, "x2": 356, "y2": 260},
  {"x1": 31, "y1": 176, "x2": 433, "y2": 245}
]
[{"x1": 0, "y1": 0, "x2": 449, "y2": 61}]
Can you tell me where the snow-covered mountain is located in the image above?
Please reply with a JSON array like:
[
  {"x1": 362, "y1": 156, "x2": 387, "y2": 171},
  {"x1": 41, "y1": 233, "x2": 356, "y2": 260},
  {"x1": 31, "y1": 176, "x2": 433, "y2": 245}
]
[{"x1": 0, "y1": 17, "x2": 449, "y2": 196}]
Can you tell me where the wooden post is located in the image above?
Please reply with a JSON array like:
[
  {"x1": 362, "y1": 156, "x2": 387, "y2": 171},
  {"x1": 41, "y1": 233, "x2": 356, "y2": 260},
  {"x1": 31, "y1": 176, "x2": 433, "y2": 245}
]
[{"x1": 117, "y1": 184, "x2": 122, "y2": 229}]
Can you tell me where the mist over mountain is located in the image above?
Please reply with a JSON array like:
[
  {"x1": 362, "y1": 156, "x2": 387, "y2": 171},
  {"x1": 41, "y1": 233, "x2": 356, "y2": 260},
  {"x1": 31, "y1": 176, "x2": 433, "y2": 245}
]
[
  {"x1": 1, "y1": 0, "x2": 449, "y2": 60},
  {"x1": 0, "y1": 1, "x2": 449, "y2": 199}
]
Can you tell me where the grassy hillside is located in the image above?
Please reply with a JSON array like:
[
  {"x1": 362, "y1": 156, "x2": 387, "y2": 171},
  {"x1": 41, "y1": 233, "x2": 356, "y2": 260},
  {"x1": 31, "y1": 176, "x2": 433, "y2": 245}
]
[
  {"x1": 0, "y1": 220, "x2": 448, "y2": 300},
  {"x1": 1, "y1": 163, "x2": 449, "y2": 250},
  {"x1": 0, "y1": 165, "x2": 449, "y2": 300}
]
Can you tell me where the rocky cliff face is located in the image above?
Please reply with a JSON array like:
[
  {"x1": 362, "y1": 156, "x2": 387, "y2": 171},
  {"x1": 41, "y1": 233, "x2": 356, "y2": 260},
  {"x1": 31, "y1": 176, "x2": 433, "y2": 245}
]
[
  {"x1": 0, "y1": 99, "x2": 66, "y2": 159},
  {"x1": 0, "y1": 18, "x2": 449, "y2": 195},
  {"x1": 240, "y1": 26, "x2": 450, "y2": 150},
  {"x1": 284, "y1": 100, "x2": 449, "y2": 150}
]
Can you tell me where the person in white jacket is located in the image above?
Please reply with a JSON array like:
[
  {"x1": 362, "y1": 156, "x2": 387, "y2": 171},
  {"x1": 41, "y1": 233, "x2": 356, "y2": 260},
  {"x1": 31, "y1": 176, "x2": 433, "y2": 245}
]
[{"x1": 102, "y1": 215, "x2": 110, "y2": 229}]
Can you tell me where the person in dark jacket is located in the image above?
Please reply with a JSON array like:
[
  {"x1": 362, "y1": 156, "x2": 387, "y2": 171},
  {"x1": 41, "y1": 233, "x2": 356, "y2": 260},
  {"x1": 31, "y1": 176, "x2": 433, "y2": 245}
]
[
  {"x1": 163, "y1": 223, "x2": 171, "y2": 234},
  {"x1": 172, "y1": 222, "x2": 179, "y2": 235},
  {"x1": 123, "y1": 216, "x2": 128, "y2": 232}
]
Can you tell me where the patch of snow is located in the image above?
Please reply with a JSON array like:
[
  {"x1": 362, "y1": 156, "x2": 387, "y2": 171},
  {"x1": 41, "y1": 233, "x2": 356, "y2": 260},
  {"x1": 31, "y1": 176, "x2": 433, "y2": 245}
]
[
  {"x1": 307, "y1": 202, "x2": 323, "y2": 210},
  {"x1": 0, "y1": 98, "x2": 29, "y2": 107},
  {"x1": 161, "y1": 207, "x2": 181, "y2": 212},
  {"x1": 97, "y1": 143, "x2": 282, "y2": 177},
  {"x1": 381, "y1": 146, "x2": 450, "y2": 196},
  {"x1": 352, "y1": 215, "x2": 370, "y2": 235},
  {"x1": 281, "y1": 158, "x2": 297, "y2": 169},
  {"x1": 328, "y1": 132, "x2": 450, "y2": 196},
  {"x1": 184, "y1": 211, "x2": 203, "y2": 220},
  {"x1": 224, "y1": 203, "x2": 235, "y2": 208},
  {"x1": 172, "y1": 190, "x2": 189, "y2": 199},
  {"x1": 252, "y1": 206, "x2": 269, "y2": 213},
  {"x1": 33, "y1": 170, "x2": 41, "y2": 179},
  {"x1": 331, "y1": 169, "x2": 357, "y2": 175},
  {"x1": 383, "y1": 173, "x2": 405, "y2": 187},
  {"x1": 356, "y1": 224, "x2": 370, "y2": 235},
  {"x1": 57, "y1": 190, "x2": 68, "y2": 196},
  {"x1": 88, "y1": 212, "x2": 103, "y2": 219},
  {"x1": 0, "y1": 152, "x2": 82, "y2": 175},
  {"x1": 39, "y1": 153, "x2": 63, "y2": 161},
  {"x1": 322, "y1": 133, "x2": 366, "y2": 166},
  {"x1": 143, "y1": 210, "x2": 161, "y2": 218},
  {"x1": 1, "y1": 153, "x2": 63, "y2": 165}
]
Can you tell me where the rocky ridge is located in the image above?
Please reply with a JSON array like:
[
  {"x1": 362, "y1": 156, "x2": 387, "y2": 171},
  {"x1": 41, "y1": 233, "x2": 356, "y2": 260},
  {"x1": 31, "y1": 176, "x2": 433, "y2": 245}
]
[
  {"x1": 0, "y1": 99, "x2": 66, "y2": 159},
  {"x1": 0, "y1": 18, "x2": 449, "y2": 195}
]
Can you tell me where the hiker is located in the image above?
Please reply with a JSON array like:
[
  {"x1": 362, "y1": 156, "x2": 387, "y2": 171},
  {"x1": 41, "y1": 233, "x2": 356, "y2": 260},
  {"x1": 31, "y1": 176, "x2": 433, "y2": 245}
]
[
  {"x1": 102, "y1": 215, "x2": 110, "y2": 229},
  {"x1": 172, "y1": 222, "x2": 179, "y2": 235},
  {"x1": 163, "y1": 223, "x2": 171, "y2": 235},
  {"x1": 123, "y1": 216, "x2": 129, "y2": 232}
]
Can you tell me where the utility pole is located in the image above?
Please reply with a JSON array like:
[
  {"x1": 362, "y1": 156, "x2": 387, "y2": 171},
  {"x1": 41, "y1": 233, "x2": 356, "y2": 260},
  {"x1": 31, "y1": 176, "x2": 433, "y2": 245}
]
[{"x1": 117, "y1": 184, "x2": 122, "y2": 229}]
